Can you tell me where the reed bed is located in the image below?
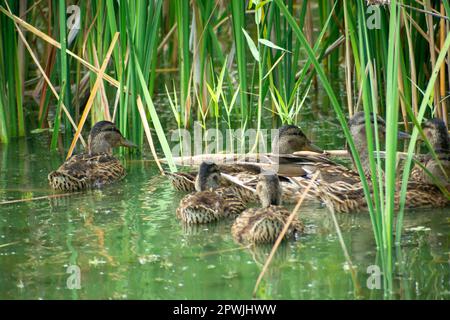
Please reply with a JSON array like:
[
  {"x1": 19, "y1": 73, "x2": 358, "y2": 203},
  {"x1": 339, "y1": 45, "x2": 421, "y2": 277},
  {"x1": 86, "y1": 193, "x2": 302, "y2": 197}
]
[{"x1": 0, "y1": 0, "x2": 449, "y2": 297}]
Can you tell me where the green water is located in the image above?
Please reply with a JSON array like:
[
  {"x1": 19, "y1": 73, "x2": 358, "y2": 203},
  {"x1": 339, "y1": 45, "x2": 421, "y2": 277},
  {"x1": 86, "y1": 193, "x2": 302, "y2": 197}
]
[{"x1": 0, "y1": 121, "x2": 449, "y2": 300}]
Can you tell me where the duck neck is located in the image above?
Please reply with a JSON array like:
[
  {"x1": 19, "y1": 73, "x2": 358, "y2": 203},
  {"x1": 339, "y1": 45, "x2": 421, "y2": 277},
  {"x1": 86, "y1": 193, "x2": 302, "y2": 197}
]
[
  {"x1": 194, "y1": 175, "x2": 205, "y2": 192},
  {"x1": 88, "y1": 136, "x2": 112, "y2": 155},
  {"x1": 259, "y1": 189, "x2": 281, "y2": 208},
  {"x1": 347, "y1": 136, "x2": 372, "y2": 176},
  {"x1": 194, "y1": 174, "x2": 218, "y2": 192}
]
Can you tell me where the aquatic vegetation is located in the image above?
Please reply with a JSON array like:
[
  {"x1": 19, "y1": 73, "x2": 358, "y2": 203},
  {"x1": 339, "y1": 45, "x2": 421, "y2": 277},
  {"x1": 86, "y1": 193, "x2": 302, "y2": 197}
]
[{"x1": 0, "y1": 0, "x2": 449, "y2": 299}]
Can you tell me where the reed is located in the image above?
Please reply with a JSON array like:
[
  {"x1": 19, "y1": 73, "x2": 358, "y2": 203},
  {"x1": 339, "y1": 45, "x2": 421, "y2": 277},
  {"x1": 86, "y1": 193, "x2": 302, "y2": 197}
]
[{"x1": 0, "y1": 0, "x2": 449, "y2": 297}]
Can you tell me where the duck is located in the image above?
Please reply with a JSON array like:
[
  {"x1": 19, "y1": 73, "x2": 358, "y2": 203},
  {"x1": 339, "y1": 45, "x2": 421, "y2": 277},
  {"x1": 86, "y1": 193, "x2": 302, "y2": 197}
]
[
  {"x1": 316, "y1": 114, "x2": 449, "y2": 213},
  {"x1": 260, "y1": 112, "x2": 399, "y2": 210},
  {"x1": 298, "y1": 112, "x2": 410, "y2": 183},
  {"x1": 176, "y1": 161, "x2": 247, "y2": 224},
  {"x1": 231, "y1": 173, "x2": 303, "y2": 244},
  {"x1": 410, "y1": 118, "x2": 449, "y2": 189},
  {"x1": 48, "y1": 121, "x2": 136, "y2": 191},
  {"x1": 166, "y1": 124, "x2": 323, "y2": 193},
  {"x1": 247, "y1": 112, "x2": 403, "y2": 206}
]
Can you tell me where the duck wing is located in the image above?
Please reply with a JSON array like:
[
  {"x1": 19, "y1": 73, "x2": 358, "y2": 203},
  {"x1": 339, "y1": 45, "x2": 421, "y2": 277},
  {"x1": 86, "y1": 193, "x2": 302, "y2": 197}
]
[{"x1": 48, "y1": 153, "x2": 125, "y2": 191}]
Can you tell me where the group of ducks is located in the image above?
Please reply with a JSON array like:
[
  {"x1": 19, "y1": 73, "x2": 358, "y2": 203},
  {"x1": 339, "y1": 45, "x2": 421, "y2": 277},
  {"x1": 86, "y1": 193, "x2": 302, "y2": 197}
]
[{"x1": 48, "y1": 112, "x2": 450, "y2": 245}]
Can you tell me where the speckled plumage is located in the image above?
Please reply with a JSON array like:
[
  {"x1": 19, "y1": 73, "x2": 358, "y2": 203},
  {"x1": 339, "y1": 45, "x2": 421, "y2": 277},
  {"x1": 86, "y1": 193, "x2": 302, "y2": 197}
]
[
  {"x1": 176, "y1": 162, "x2": 247, "y2": 224},
  {"x1": 315, "y1": 115, "x2": 449, "y2": 213},
  {"x1": 48, "y1": 121, "x2": 135, "y2": 191},
  {"x1": 166, "y1": 124, "x2": 322, "y2": 194},
  {"x1": 232, "y1": 205, "x2": 303, "y2": 244},
  {"x1": 319, "y1": 180, "x2": 450, "y2": 214},
  {"x1": 410, "y1": 119, "x2": 449, "y2": 189},
  {"x1": 231, "y1": 174, "x2": 303, "y2": 244},
  {"x1": 48, "y1": 153, "x2": 126, "y2": 191},
  {"x1": 176, "y1": 188, "x2": 246, "y2": 224}
]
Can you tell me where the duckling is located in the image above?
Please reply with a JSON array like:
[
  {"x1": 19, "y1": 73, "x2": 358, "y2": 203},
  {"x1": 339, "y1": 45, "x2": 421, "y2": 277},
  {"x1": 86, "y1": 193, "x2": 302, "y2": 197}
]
[
  {"x1": 410, "y1": 118, "x2": 449, "y2": 188},
  {"x1": 166, "y1": 125, "x2": 322, "y2": 191},
  {"x1": 231, "y1": 173, "x2": 303, "y2": 244},
  {"x1": 176, "y1": 162, "x2": 247, "y2": 224},
  {"x1": 48, "y1": 121, "x2": 136, "y2": 191}
]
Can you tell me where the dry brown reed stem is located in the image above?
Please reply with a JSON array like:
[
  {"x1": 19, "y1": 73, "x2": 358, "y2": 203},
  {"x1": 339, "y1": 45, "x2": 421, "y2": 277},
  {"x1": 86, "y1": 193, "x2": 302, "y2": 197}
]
[
  {"x1": 3, "y1": 1, "x2": 86, "y2": 147},
  {"x1": 252, "y1": 172, "x2": 319, "y2": 298},
  {"x1": 0, "y1": 7, "x2": 121, "y2": 89},
  {"x1": 0, "y1": 192, "x2": 81, "y2": 206},
  {"x1": 424, "y1": 0, "x2": 440, "y2": 117},
  {"x1": 404, "y1": 11, "x2": 446, "y2": 58},
  {"x1": 66, "y1": 32, "x2": 119, "y2": 159},
  {"x1": 398, "y1": 62, "x2": 409, "y2": 130},
  {"x1": 0, "y1": 241, "x2": 20, "y2": 249},
  {"x1": 439, "y1": 3, "x2": 448, "y2": 125},
  {"x1": 136, "y1": 96, "x2": 165, "y2": 175},
  {"x1": 37, "y1": 46, "x2": 56, "y2": 126},
  {"x1": 399, "y1": 3, "x2": 450, "y2": 22}
]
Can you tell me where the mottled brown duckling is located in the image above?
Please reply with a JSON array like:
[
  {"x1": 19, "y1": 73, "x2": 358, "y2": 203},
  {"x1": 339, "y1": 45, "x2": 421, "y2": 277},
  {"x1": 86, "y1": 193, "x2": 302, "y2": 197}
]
[
  {"x1": 48, "y1": 121, "x2": 136, "y2": 191},
  {"x1": 411, "y1": 118, "x2": 449, "y2": 188},
  {"x1": 166, "y1": 124, "x2": 322, "y2": 193},
  {"x1": 176, "y1": 162, "x2": 247, "y2": 224},
  {"x1": 231, "y1": 174, "x2": 303, "y2": 244}
]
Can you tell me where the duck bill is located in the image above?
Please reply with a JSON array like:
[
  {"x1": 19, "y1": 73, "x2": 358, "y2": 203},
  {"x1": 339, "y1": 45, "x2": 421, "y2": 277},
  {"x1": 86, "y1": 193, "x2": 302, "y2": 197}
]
[
  {"x1": 397, "y1": 130, "x2": 411, "y2": 140},
  {"x1": 304, "y1": 143, "x2": 323, "y2": 153},
  {"x1": 120, "y1": 137, "x2": 138, "y2": 148}
]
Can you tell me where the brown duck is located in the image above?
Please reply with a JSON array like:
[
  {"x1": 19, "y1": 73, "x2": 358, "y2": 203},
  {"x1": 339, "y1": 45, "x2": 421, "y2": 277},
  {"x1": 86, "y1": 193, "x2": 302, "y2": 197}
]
[
  {"x1": 232, "y1": 173, "x2": 303, "y2": 244},
  {"x1": 48, "y1": 121, "x2": 136, "y2": 191},
  {"x1": 166, "y1": 124, "x2": 322, "y2": 193},
  {"x1": 176, "y1": 161, "x2": 247, "y2": 224}
]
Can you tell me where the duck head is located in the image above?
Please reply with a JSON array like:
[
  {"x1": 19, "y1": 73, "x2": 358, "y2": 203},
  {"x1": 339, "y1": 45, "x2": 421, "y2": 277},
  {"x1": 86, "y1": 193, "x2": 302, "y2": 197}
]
[
  {"x1": 195, "y1": 161, "x2": 221, "y2": 191},
  {"x1": 419, "y1": 118, "x2": 450, "y2": 186},
  {"x1": 88, "y1": 121, "x2": 137, "y2": 155},
  {"x1": 272, "y1": 125, "x2": 322, "y2": 154},
  {"x1": 420, "y1": 118, "x2": 449, "y2": 152},
  {"x1": 256, "y1": 173, "x2": 282, "y2": 208},
  {"x1": 348, "y1": 112, "x2": 409, "y2": 170}
]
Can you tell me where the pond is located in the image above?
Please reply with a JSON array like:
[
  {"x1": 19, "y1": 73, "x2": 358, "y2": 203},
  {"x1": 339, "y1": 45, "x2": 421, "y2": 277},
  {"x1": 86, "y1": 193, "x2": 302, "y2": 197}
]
[{"x1": 0, "y1": 103, "x2": 449, "y2": 300}]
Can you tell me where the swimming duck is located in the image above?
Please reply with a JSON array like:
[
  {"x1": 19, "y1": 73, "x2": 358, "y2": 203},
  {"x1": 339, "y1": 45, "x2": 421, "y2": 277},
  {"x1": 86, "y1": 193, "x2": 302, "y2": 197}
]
[
  {"x1": 300, "y1": 112, "x2": 410, "y2": 183},
  {"x1": 231, "y1": 173, "x2": 303, "y2": 244},
  {"x1": 316, "y1": 115, "x2": 449, "y2": 213},
  {"x1": 176, "y1": 161, "x2": 247, "y2": 224},
  {"x1": 48, "y1": 121, "x2": 136, "y2": 191},
  {"x1": 410, "y1": 118, "x2": 449, "y2": 188},
  {"x1": 166, "y1": 124, "x2": 322, "y2": 193},
  {"x1": 261, "y1": 112, "x2": 400, "y2": 209}
]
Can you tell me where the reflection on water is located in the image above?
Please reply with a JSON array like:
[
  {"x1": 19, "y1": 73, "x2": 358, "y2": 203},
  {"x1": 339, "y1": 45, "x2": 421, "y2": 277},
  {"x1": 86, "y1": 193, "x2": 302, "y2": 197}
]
[{"x1": 0, "y1": 125, "x2": 449, "y2": 300}]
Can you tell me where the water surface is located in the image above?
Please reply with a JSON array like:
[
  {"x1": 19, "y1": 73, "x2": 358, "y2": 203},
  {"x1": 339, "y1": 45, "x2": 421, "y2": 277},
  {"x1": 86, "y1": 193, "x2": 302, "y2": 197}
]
[{"x1": 0, "y1": 122, "x2": 448, "y2": 300}]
